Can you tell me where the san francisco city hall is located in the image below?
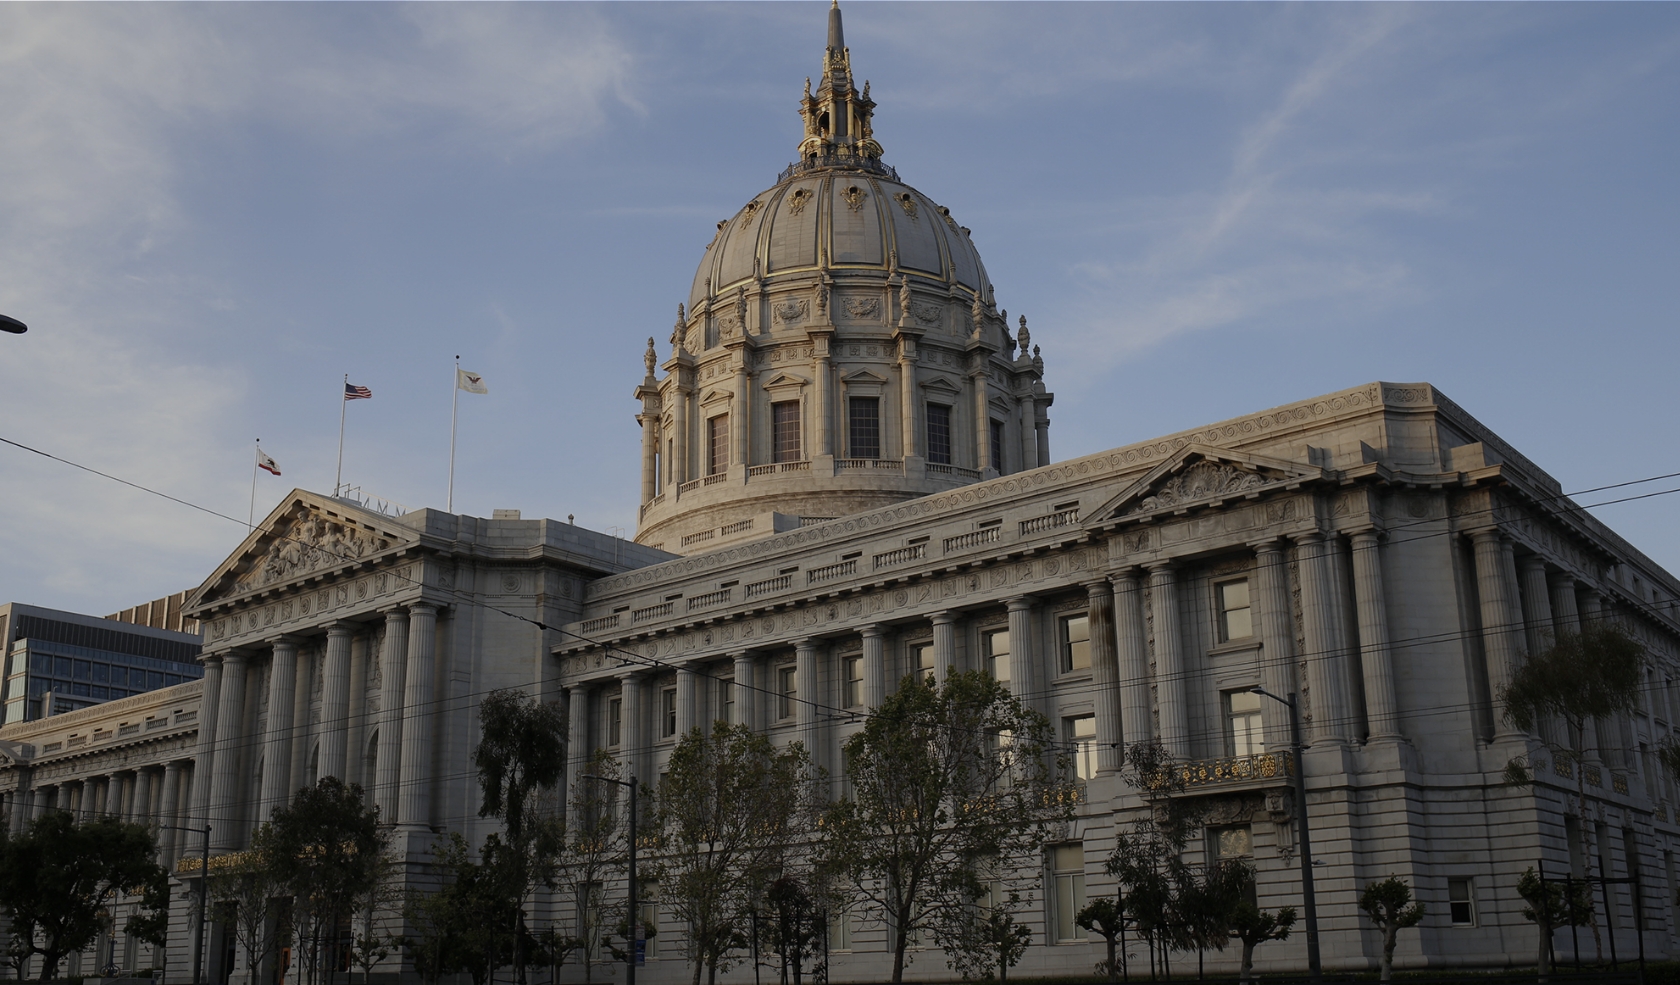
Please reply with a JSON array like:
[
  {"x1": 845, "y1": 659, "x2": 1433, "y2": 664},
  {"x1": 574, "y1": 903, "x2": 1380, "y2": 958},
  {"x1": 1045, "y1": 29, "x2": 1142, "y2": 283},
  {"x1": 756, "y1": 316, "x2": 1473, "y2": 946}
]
[{"x1": 7, "y1": 5, "x2": 1680, "y2": 982}]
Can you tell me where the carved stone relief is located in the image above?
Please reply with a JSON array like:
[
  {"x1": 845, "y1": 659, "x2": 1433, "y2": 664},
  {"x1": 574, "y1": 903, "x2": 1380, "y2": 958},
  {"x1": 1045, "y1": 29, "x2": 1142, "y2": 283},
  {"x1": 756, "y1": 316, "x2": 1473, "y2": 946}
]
[
  {"x1": 241, "y1": 513, "x2": 393, "y2": 589},
  {"x1": 843, "y1": 296, "x2": 881, "y2": 319},
  {"x1": 772, "y1": 298, "x2": 809, "y2": 325},
  {"x1": 842, "y1": 185, "x2": 867, "y2": 212},
  {"x1": 787, "y1": 188, "x2": 813, "y2": 216},
  {"x1": 1128, "y1": 461, "x2": 1267, "y2": 515}
]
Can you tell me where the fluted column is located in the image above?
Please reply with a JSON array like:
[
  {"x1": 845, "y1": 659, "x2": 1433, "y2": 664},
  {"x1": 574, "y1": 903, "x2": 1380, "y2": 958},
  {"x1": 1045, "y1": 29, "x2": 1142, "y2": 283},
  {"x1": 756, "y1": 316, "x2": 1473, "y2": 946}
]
[
  {"x1": 860, "y1": 627, "x2": 886, "y2": 710},
  {"x1": 673, "y1": 383, "x2": 690, "y2": 486},
  {"x1": 1252, "y1": 541, "x2": 1297, "y2": 751},
  {"x1": 112, "y1": 772, "x2": 132, "y2": 819},
  {"x1": 319, "y1": 623, "x2": 354, "y2": 781},
  {"x1": 796, "y1": 639, "x2": 823, "y2": 773},
  {"x1": 397, "y1": 603, "x2": 438, "y2": 830},
  {"x1": 1471, "y1": 530, "x2": 1523, "y2": 740},
  {"x1": 815, "y1": 345, "x2": 834, "y2": 459},
  {"x1": 898, "y1": 342, "x2": 919, "y2": 461},
  {"x1": 566, "y1": 686, "x2": 590, "y2": 827},
  {"x1": 621, "y1": 672, "x2": 646, "y2": 782},
  {"x1": 1517, "y1": 556, "x2": 1555, "y2": 660},
  {"x1": 1112, "y1": 571, "x2": 1152, "y2": 749},
  {"x1": 209, "y1": 652, "x2": 250, "y2": 850},
  {"x1": 158, "y1": 762, "x2": 183, "y2": 861},
  {"x1": 1146, "y1": 563, "x2": 1190, "y2": 758},
  {"x1": 1551, "y1": 574, "x2": 1582, "y2": 634},
  {"x1": 1085, "y1": 579, "x2": 1123, "y2": 774},
  {"x1": 132, "y1": 767, "x2": 153, "y2": 825},
  {"x1": 675, "y1": 664, "x2": 699, "y2": 739},
  {"x1": 288, "y1": 646, "x2": 314, "y2": 794},
  {"x1": 972, "y1": 372, "x2": 992, "y2": 472},
  {"x1": 932, "y1": 612, "x2": 958, "y2": 680},
  {"x1": 92, "y1": 774, "x2": 112, "y2": 817},
  {"x1": 1035, "y1": 409, "x2": 1050, "y2": 468},
  {"x1": 1006, "y1": 598, "x2": 1036, "y2": 710},
  {"x1": 733, "y1": 362, "x2": 752, "y2": 468},
  {"x1": 1350, "y1": 530, "x2": 1402, "y2": 740},
  {"x1": 258, "y1": 639, "x2": 299, "y2": 822},
  {"x1": 190, "y1": 655, "x2": 224, "y2": 825},
  {"x1": 733, "y1": 652, "x2": 758, "y2": 728},
  {"x1": 345, "y1": 632, "x2": 371, "y2": 789},
  {"x1": 376, "y1": 610, "x2": 409, "y2": 822},
  {"x1": 1294, "y1": 532, "x2": 1350, "y2": 745}
]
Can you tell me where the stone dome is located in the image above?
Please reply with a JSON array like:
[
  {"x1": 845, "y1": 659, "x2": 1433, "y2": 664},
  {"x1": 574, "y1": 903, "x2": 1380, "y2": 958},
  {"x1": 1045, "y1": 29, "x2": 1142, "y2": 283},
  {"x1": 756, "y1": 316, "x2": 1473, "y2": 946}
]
[{"x1": 630, "y1": 2, "x2": 1053, "y2": 555}]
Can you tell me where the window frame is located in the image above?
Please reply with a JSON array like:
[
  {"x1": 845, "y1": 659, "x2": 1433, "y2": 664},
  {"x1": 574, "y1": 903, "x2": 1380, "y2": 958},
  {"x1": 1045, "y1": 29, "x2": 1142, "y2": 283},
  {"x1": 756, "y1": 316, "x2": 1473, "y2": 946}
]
[
  {"x1": 908, "y1": 641, "x2": 935, "y2": 682},
  {"x1": 661, "y1": 686, "x2": 677, "y2": 738},
  {"x1": 777, "y1": 665, "x2": 798, "y2": 721},
  {"x1": 772, "y1": 400, "x2": 803, "y2": 463},
  {"x1": 1215, "y1": 577, "x2": 1255, "y2": 644},
  {"x1": 983, "y1": 628, "x2": 1011, "y2": 684},
  {"x1": 1050, "y1": 843, "x2": 1087, "y2": 943},
  {"x1": 1058, "y1": 613, "x2": 1091, "y2": 674},
  {"x1": 926, "y1": 403, "x2": 953, "y2": 465},
  {"x1": 707, "y1": 414, "x2": 730, "y2": 476},
  {"x1": 607, "y1": 696, "x2": 623, "y2": 749},
  {"x1": 1447, "y1": 877, "x2": 1476, "y2": 926},
  {"x1": 1064, "y1": 714, "x2": 1097, "y2": 784},
  {"x1": 1224, "y1": 689, "x2": 1265, "y2": 758},
  {"x1": 842, "y1": 655, "x2": 863, "y2": 709},
  {"x1": 848, "y1": 396, "x2": 881, "y2": 460}
]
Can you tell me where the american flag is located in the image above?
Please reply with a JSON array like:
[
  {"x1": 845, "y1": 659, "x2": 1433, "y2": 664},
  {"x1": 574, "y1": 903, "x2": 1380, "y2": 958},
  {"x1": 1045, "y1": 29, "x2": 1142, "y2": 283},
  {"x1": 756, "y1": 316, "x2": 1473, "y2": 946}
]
[{"x1": 344, "y1": 383, "x2": 373, "y2": 400}]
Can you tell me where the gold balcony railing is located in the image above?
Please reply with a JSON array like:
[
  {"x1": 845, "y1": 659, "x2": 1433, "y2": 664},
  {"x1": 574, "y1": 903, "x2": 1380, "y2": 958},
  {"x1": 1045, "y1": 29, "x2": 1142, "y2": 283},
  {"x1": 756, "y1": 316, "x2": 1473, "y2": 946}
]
[{"x1": 1177, "y1": 751, "x2": 1294, "y2": 788}]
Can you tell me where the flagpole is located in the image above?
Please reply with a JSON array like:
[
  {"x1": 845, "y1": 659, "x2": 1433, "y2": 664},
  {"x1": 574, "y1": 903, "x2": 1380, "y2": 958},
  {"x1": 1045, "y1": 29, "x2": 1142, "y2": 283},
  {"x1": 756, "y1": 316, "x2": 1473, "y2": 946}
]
[
  {"x1": 249, "y1": 439, "x2": 261, "y2": 529},
  {"x1": 448, "y1": 355, "x2": 459, "y2": 513},
  {"x1": 334, "y1": 374, "x2": 348, "y2": 497}
]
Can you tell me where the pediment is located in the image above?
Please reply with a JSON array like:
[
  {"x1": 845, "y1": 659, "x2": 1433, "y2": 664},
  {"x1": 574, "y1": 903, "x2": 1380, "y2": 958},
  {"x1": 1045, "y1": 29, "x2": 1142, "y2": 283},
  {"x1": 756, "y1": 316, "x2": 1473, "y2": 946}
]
[
  {"x1": 1086, "y1": 445, "x2": 1323, "y2": 524},
  {"x1": 840, "y1": 369, "x2": 889, "y2": 385},
  {"x1": 761, "y1": 372, "x2": 809, "y2": 391},
  {"x1": 919, "y1": 375, "x2": 962, "y2": 395},
  {"x1": 188, "y1": 490, "x2": 421, "y2": 611},
  {"x1": 699, "y1": 388, "x2": 734, "y2": 407}
]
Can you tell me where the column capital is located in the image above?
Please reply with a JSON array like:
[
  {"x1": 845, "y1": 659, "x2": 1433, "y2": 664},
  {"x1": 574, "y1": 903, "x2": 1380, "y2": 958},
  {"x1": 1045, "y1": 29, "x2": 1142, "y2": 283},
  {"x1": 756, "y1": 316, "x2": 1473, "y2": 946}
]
[
  {"x1": 1144, "y1": 559, "x2": 1176, "y2": 581},
  {"x1": 220, "y1": 651, "x2": 249, "y2": 667},
  {"x1": 1552, "y1": 570, "x2": 1578, "y2": 589},
  {"x1": 1249, "y1": 537, "x2": 1287, "y2": 555},
  {"x1": 267, "y1": 635, "x2": 306, "y2": 650},
  {"x1": 1003, "y1": 595, "x2": 1034, "y2": 612},
  {"x1": 1347, "y1": 526, "x2": 1383, "y2": 544},
  {"x1": 794, "y1": 637, "x2": 820, "y2": 654},
  {"x1": 617, "y1": 667, "x2": 646, "y2": 684},
  {"x1": 1516, "y1": 552, "x2": 1548, "y2": 574},
  {"x1": 859, "y1": 624, "x2": 885, "y2": 640},
  {"x1": 408, "y1": 601, "x2": 439, "y2": 617},
  {"x1": 1468, "y1": 526, "x2": 1508, "y2": 547},
  {"x1": 1289, "y1": 529, "x2": 1325, "y2": 547},
  {"x1": 930, "y1": 611, "x2": 957, "y2": 627},
  {"x1": 199, "y1": 652, "x2": 226, "y2": 668},
  {"x1": 1081, "y1": 577, "x2": 1113, "y2": 595},
  {"x1": 1107, "y1": 567, "x2": 1141, "y2": 588},
  {"x1": 325, "y1": 620, "x2": 358, "y2": 636},
  {"x1": 379, "y1": 605, "x2": 412, "y2": 620}
]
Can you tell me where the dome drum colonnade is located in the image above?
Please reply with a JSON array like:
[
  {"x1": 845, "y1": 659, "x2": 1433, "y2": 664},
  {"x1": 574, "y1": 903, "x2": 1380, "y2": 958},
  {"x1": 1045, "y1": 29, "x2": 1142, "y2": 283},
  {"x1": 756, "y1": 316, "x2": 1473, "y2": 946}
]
[{"x1": 634, "y1": 2, "x2": 1052, "y2": 555}]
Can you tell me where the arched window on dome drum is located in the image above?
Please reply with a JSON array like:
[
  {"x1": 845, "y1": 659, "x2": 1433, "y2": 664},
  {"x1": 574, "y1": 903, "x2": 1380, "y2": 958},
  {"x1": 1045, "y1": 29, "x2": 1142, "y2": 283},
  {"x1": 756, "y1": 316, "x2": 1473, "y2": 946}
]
[
  {"x1": 772, "y1": 401, "x2": 802, "y2": 463},
  {"x1": 707, "y1": 415, "x2": 729, "y2": 476},
  {"x1": 848, "y1": 397, "x2": 879, "y2": 459},
  {"x1": 926, "y1": 403, "x2": 953, "y2": 465}
]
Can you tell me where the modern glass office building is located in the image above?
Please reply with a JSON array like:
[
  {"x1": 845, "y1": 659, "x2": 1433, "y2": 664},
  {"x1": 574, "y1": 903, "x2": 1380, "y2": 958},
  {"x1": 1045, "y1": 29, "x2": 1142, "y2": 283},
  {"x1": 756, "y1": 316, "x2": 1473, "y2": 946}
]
[{"x1": 0, "y1": 601, "x2": 202, "y2": 724}]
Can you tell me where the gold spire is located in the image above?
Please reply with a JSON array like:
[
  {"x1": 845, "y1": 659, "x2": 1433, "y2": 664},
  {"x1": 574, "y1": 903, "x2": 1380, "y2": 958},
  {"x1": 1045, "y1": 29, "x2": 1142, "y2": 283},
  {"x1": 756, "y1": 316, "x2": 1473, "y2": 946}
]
[{"x1": 796, "y1": 1, "x2": 883, "y2": 170}]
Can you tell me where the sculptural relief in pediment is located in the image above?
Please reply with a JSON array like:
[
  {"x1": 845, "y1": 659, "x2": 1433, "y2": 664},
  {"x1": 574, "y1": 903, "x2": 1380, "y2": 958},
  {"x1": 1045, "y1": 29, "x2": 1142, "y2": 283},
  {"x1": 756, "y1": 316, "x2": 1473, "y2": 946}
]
[
  {"x1": 1126, "y1": 460, "x2": 1268, "y2": 515},
  {"x1": 239, "y1": 512, "x2": 395, "y2": 590}
]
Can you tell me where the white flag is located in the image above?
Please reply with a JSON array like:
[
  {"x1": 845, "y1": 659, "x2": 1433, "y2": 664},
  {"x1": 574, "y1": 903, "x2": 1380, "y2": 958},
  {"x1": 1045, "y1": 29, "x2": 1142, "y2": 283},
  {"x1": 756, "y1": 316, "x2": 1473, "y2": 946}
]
[
  {"x1": 257, "y1": 449, "x2": 281, "y2": 476},
  {"x1": 457, "y1": 368, "x2": 489, "y2": 394}
]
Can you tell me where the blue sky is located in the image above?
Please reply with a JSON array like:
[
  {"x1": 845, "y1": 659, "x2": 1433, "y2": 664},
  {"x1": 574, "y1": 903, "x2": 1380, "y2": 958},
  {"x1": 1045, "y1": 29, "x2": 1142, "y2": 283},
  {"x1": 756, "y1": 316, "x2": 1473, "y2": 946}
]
[{"x1": 1, "y1": 2, "x2": 1677, "y2": 615}]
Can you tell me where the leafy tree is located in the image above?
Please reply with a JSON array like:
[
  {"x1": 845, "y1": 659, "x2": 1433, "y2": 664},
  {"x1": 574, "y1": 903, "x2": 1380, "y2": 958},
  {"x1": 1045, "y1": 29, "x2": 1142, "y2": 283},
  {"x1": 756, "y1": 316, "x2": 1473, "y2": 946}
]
[
  {"x1": 945, "y1": 903, "x2": 1032, "y2": 984},
  {"x1": 555, "y1": 751, "x2": 635, "y2": 982},
  {"x1": 1516, "y1": 866, "x2": 1593, "y2": 980},
  {"x1": 0, "y1": 812, "x2": 169, "y2": 982},
  {"x1": 258, "y1": 777, "x2": 386, "y2": 985},
  {"x1": 764, "y1": 876, "x2": 821, "y2": 985},
  {"x1": 1228, "y1": 898, "x2": 1294, "y2": 984},
  {"x1": 1105, "y1": 742, "x2": 1209, "y2": 979},
  {"x1": 1075, "y1": 898, "x2": 1126, "y2": 984},
  {"x1": 653, "y1": 721, "x2": 815, "y2": 985},
  {"x1": 1358, "y1": 876, "x2": 1424, "y2": 983},
  {"x1": 208, "y1": 843, "x2": 294, "y2": 985},
  {"x1": 473, "y1": 689, "x2": 569, "y2": 985},
  {"x1": 820, "y1": 670, "x2": 1074, "y2": 983}
]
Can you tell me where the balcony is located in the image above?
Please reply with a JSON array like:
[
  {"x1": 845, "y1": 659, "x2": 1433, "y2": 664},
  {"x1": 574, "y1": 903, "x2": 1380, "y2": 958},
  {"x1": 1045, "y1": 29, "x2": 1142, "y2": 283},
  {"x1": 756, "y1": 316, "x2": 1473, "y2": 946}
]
[{"x1": 1175, "y1": 751, "x2": 1294, "y2": 789}]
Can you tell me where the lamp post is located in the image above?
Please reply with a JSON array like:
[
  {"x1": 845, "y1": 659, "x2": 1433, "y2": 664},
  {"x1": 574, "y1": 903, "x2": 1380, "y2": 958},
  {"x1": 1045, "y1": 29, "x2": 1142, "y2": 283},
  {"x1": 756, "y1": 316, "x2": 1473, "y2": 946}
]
[
  {"x1": 159, "y1": 823, "x2": 213, "y2": 985},
  {"x1": 581, "y1": 774, "x2": 637, "y2": 985},
  {"x1": 1251, "y1": 687, "x2": 1321, "y2": 983}
]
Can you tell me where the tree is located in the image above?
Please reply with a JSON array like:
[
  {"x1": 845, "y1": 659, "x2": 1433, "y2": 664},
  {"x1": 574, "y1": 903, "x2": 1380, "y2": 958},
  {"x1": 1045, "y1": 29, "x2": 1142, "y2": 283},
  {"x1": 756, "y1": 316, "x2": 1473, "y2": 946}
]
[
  {"x1": 1516, "y1": 866, "x2": 1593, "y2": 980},
  {"x1": 1228, "y1": 899, "x2": 1295, "y2": 984},
  {"x1": 653, "y1": 721, "x2": 815, "y2": 985},
  {"x1": 1359, "y1": 876, "x2": 1424, "y2": 983},
  {"x1": 1105, "y1": 742, "x2": 1206, "y2": 980},
  {"x1": 259, "y1": 777, "x2": 387, "y2": 985},
  {"x1": 554, "y1": 750, "x2": 634, "y2": 982},
  {"x1": 820, "y1": 670, "x2": 1075, "y2": 983},
  {"x1": 473, "y1": 689, "x2": 569, "y2": 985},
  {"x1": 208, "y1": 843, "x2": 294, "y2": 985},
  {"x1": 1075, "y1": 898, "x2": 1126, "y2": 984},
  {"x1": 0, "y1": 812, "x2": 169, "y2": 982}
]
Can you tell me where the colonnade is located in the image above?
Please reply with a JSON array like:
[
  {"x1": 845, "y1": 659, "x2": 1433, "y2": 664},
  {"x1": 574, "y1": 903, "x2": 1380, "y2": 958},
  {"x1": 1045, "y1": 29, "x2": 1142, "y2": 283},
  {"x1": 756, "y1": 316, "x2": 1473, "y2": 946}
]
[
  {"x1": 3, "y1": 760, "x2": 193, "y2": 860},
  {"x1": 565, "y1": 529, "x2": 1424, "y2": 807},
  {"x1": 191, "y1": 601, "x2": 442, "y2": 852}
]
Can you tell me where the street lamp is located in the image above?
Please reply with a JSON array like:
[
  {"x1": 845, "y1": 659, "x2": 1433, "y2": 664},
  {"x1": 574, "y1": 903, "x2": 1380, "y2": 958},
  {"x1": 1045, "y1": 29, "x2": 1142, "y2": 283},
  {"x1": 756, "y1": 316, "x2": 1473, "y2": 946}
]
[
  {"x1": 158, "y1": 823, "x2": 213, "y2": 985},
  {"x1": 580, "y1": 773, "x2": 638, "y2": 985},
  {"x1": 1250, "y1": 686, "x2": 1321, "y2": 983}
]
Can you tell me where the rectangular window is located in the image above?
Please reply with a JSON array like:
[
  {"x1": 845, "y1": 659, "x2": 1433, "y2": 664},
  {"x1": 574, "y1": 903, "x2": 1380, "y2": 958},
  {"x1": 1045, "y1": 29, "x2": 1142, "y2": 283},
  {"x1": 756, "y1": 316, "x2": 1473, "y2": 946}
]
[
  {"x1": 1059, "y1": 614, "x2": 1091, "y2": 673},
  {"x1": 830, "y1": 907, "x2": 853, "y2": 951},
  {"x1": 772, "y1": 400, "x2": 802, "y2": 463},
  {"x1": 1052, "y1": 844, "x2": 1086, "y2": 942},
  {"x1": 1217, "y1": 579, "x2": 1254, "y2": 642},
  {"x1": 707, "y1": 415, "x2": 729, "y2": 476},
  {"x1": 1211, "y1": 824, "x2": 1254, "y2": 860},
  {"x1": 926, "y1": 403, "x2": 953, "y2": 465},
  {"x1": 1065, "y1": 715, "x2": 1097, "y2": 783},
  {"x1": 640, "y1": 881, "x2": 661, "y2": 958},
  {"x1": 984, "y1": 629, "x2": 1011, "y2": 684},
  {"x1": 720, "y1": 677, "x2": 736, "y2": 726},
  {"x1": 990, "y1": 419, "x2": 1005, "y2": 472},
  {"x1": 1447, "y1": 878, "x2": 1475, "y2": 926},
  {"x1": 910, "y1": 642, "x2": 934, "y2": 682},
  {"x1": 842, "y1": 656, "x2": 863, "y2": 709},
  {"x1": 778, "y1": 666, "x2": 798, "y2": 720},
  {"x1": 661, "y1": 687, "x2": 677, "y2": 738},
  {"x1": 608, "y1": 697, "x2": 623, "y2": 749},
  {"x1": 848, "y1": 397, "x2": 880, "y2": 459},
  {"x1": 1226, "y1": 690, "x2": 1264, "y2": 757}
]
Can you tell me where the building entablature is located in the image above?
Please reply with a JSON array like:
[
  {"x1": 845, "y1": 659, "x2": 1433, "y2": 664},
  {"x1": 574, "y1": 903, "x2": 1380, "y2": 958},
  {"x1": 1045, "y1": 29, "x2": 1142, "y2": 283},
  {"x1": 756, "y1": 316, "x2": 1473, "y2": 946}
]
[{"x1": 0, "y1": 680, "x2": 202, "y2": 789}]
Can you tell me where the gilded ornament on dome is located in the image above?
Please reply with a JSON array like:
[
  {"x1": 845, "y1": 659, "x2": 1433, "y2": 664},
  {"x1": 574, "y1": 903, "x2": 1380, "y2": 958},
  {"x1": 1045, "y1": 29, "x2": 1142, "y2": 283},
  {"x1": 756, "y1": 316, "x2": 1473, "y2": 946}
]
[
  {"x1": 894, "y1": 192, "x2": 918, "y2": 219},
  {"x1": 787, "y1": 187, "x2": 813, "y2": 216},
  {"x1": 842, "y1": 185, "x2": 867, "y2": 211}
]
